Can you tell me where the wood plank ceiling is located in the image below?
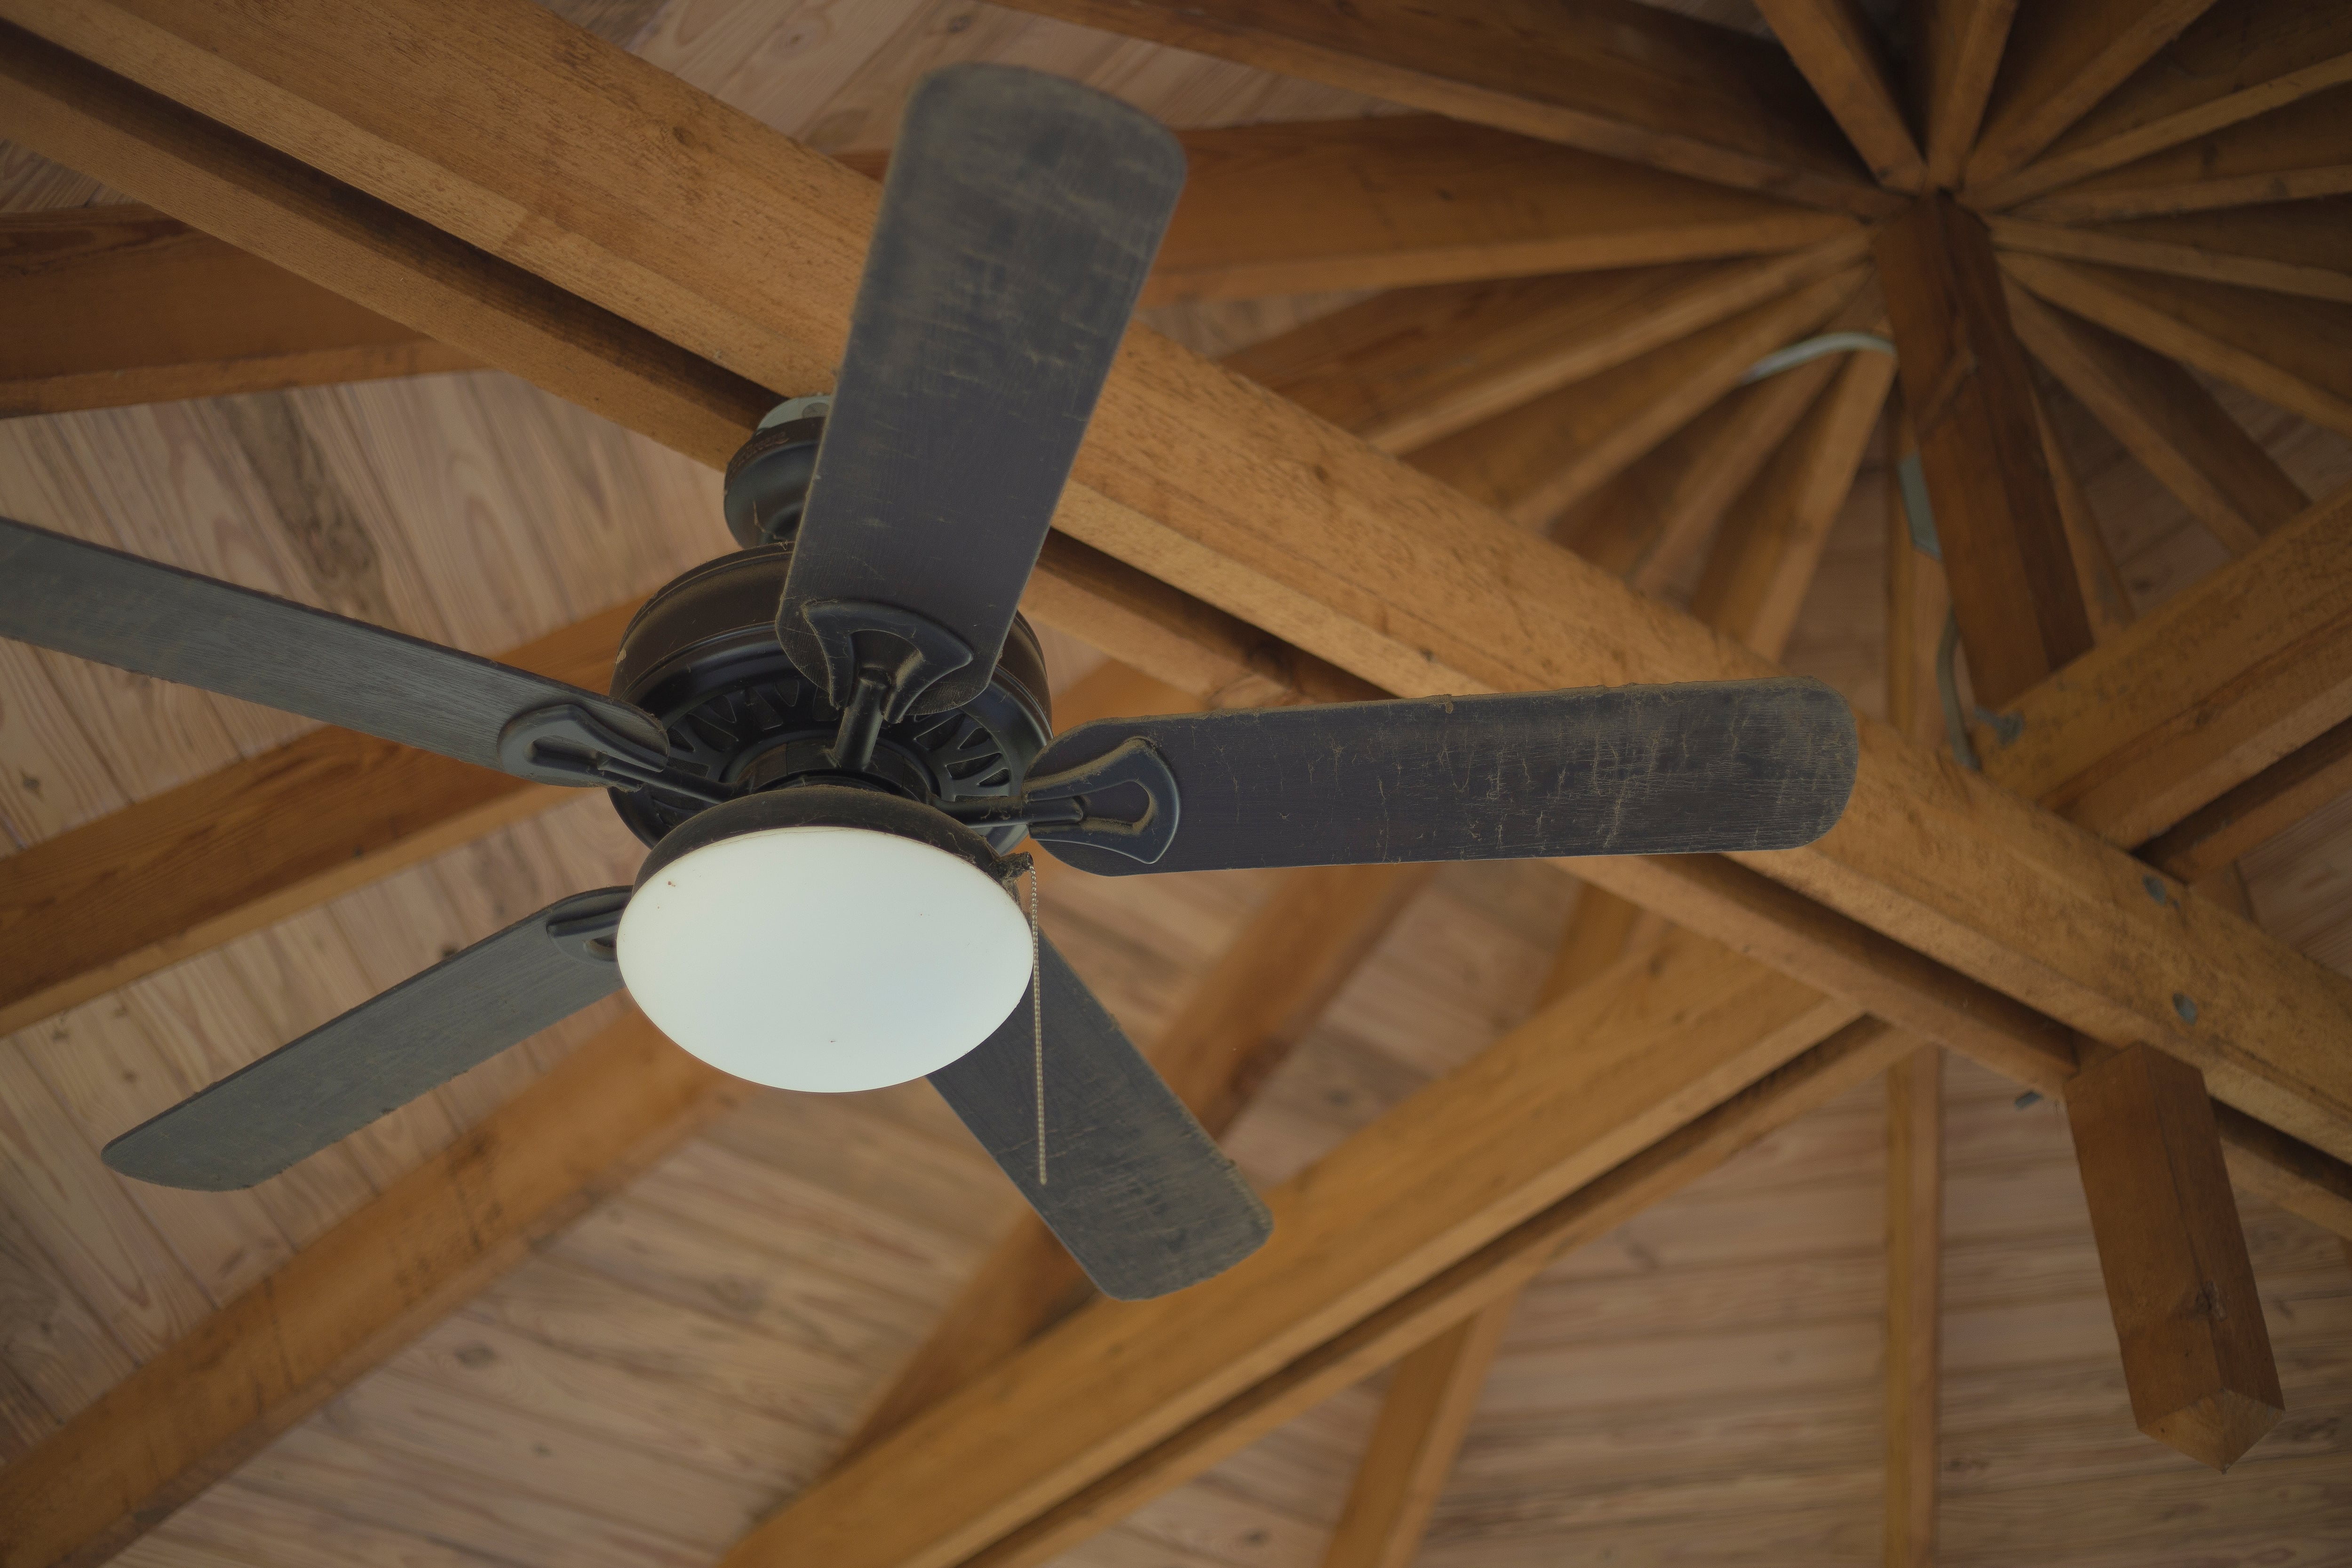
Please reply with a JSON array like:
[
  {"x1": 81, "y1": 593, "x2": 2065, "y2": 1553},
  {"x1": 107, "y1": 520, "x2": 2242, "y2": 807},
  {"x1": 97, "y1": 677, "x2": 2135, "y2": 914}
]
[{"x1": 0, "y1": 0, "x2": 2348, "y2": 1565}]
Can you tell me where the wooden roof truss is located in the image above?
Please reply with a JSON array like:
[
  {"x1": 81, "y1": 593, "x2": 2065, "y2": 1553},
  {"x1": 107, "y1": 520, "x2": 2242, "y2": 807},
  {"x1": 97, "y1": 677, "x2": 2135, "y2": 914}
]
[{"x1": 1, "y1": 0, "x2": 2350, "y2": 1563}]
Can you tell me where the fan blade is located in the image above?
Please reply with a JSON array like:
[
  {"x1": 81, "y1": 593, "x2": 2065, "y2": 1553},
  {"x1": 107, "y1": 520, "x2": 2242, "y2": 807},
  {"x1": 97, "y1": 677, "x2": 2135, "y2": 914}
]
[
  {"x1": 778, "y1": 64, "x2": 1184, "y2": 716},
  {"x1": 1030, "y1": 677, "x2": 1859, "y2": 876},
  {"x1": 929, "y1": 935, "x2": 1271, "y2": 1300},
  {"x1": 0, "y1": 517, "x2": 667, "y2": 784},
  {"x1": 103, "y1": 889, "x2": 631, "y2": 1190}
]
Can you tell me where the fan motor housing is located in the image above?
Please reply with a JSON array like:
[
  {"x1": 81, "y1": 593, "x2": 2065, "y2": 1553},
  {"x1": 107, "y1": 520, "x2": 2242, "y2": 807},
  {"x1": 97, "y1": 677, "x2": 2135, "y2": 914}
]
[{"x1": 608, "y1": 544, "x2": 1053, "y2": 852}]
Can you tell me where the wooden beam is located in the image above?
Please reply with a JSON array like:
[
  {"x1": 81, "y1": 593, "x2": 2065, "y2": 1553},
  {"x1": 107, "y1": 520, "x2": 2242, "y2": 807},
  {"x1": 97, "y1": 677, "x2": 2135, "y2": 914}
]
[
  {"x1": 2139, "y1": 716, "x2": 2352, "y2": 882},
  {"x1": 0, "y1": 1009, "x2": 737, "y2": 1568},
  {"x1": 1910, "y1": 0, "x2": 2019, "y2": 189},
  {"x1": 1317, "y1": 1301, "x2": 1512, "y2": 1568},
  {"x1": 1964, "y1": 0, "x2": 2223, "y2": 191},
  {"x1": 1883, "y1": 1047, "x2": 1941, "y2": 1568},
  {"x1": 1690, "y1": 344, "x2": 1899, "y2": 658},
  {"x1": 2066, "y1": 1043, "x2": 2285, "y2": 1470},
  {"x1": 1224, "y1": 239, "x2": 1867, "y2": 453},
  {"x1": 2002, "y1": 277, "x2": 2309, "y2": 555},
  {"x1": 1144, "y1": 115, "x2": 1860, "y2": 305},
  {"x1": 1991, "y1": 204, "x2": 2352, "y2": 307},
  {"x1": 1750, "y1": 0, "x2": 1923, "y2": 191},
  {"x1": 1969, "y1": 0, "x2": 2352, "y2": 211},
  {"x1": 735, "y1": 931, "x2": 1873, "y2": 1568},
  {"x1": 1967, "y1": 482, "x2": 2352, "y2": 845},
  {"x1": 24, "y1": 0, "x2": 2352, "y2": 1167},
  {"x1": 2008, "y1": 83, "x2": 2352, "y2": 223},
  {"x1": 1405, "y1": 268, "x2": 1867, "y2": 528},
  {"x1": 0, "y1": 204, "x2": 476, "y2": 414},
  {"x1": 2038, "y1": 401, "x2": 2135, "y2": 645},
  {"x1": 1557, "y1": 359, "x2": 1840, "y2": 589},
  {"x1": 983, "y1": 0, "x2": 1896, "y2": 216},
  {"x1": 2001, "y1": 252, "x2": 2352, "y2": 438},
  {"x1": 1876, "y1": 193, "x2": 2092, "y2": 707}
]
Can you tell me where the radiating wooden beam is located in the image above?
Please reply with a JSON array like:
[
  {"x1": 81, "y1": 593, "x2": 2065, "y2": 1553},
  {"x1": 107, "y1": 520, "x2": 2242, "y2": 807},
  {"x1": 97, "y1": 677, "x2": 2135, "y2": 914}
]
[
  {"x1": 2002, "y1": 277, "x2": 2309, "y2": 555},
  {"x1": 2066, "y1": 1043, "x2": 2284, "y2": 1469},
  {"x1": 1877, "y1": 193, "x2": 2091, "y2": 706},
  {"x1": 2002, "y1": 253, "x2": 2352, "y2": 439},
  {"x1": 984, "y1": 0, "x2": 1896, "y2": 216},
  {"x1": 2009, "y1": 83, "x2": 2352, "y2": 223},
  {"x1": 1910, "y1": 0, "x2": 2018, "y2": 189},
  {"x1": 1224, "y1": 240, "x2": 1866, "y2": 454},
  {"x1": 1970, "y1": 0, "x2": 2352, "y2": 211},
  {"x1": 1406, "y1": 268, "x2": 1866, "y2": 529},
  {"x1": 22, "y1": 0, "x2": 2352, "y2": 1170},
  {"x1": 1963, "y1": 0, "x2": 2223, "y2": 191},
  {"x1": 1144, "y1": 115, "x2": 1860, "y2": 305},
  {"x1": 1883, "y1": 1048, "x2": 1941, "y2": 1568},
  {"x1": 1318, "y1": 1300, "x2": 1512, "y2": 1568},
  {"x1": 0, "y1": 204, "x2": 477, "y2": 414},
  {"x1": 1751, "y1": 0, "x2": 1924, "y2": 191},
  {"x1": 1991, "y1": 205, "x2": 2352, "y2": 307},
  {"x1": 2037, "y1": 402, "x2": 2135, "y2": 645},
  {"x1": 1691, "y1": 345, "x2": 1898, "y2": 658},
  {"x1": 0, "y1": 1009, "x2": 736, "y2": 1568}
]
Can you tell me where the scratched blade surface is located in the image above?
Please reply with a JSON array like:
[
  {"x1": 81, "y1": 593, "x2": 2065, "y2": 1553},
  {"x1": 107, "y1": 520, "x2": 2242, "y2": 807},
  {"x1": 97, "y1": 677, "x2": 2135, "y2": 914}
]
[
  {"x1": 1032, "y1": 678, "x2": 1859, "y2": 875},
  {"x1": 929, "y1": 935, "x2": 1270, "y2": 1299},
  {"x1": 778, "y1": 64, "x2": 1185, "y2": 713}
]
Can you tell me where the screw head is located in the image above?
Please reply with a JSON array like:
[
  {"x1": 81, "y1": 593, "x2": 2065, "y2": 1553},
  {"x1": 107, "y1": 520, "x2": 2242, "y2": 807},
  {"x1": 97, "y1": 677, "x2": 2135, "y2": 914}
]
[{"x1": 2173, "y1": 992, "x2": 2199, "y2": 1023}]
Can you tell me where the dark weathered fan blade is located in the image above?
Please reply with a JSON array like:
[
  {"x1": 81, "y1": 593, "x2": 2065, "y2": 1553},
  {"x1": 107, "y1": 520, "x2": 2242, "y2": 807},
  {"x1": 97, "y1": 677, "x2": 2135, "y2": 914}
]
[
  {"x1": 778, "y1": 64, "x2": 1184, "y2": 716},
  {"x1": 103, "y1": 889, "x2": 631, "y2": 1190},
  {"x1": 0, "y1": 516, "x2": 665, "y2": 780},
  {"x1": 930, "y1": 935, "x2": 1271, "y2": 1299},
  {"x1": 1032, "y1": 678, "x2": 1859, "y2": 876}
]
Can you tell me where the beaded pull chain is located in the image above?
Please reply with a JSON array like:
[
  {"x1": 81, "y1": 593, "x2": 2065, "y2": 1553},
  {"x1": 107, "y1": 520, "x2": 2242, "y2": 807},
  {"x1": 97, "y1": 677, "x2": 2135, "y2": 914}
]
[{"x1": 1029, "y1": 862, "x2": 1047, "y2": 1186}]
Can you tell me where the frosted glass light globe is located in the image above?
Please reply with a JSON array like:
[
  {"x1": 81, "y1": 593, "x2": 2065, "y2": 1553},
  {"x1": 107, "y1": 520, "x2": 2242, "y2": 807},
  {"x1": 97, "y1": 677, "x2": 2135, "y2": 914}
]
[{"x1": 617, "y1": 824, "x2": 1033, "y2": 1092}]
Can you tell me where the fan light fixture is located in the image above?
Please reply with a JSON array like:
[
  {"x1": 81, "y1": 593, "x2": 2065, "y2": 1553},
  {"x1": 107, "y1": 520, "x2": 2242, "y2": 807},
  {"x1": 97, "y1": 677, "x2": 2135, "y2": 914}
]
[{"x1": 618, "y1": 812, "x2": 1033, "y2": 1093}]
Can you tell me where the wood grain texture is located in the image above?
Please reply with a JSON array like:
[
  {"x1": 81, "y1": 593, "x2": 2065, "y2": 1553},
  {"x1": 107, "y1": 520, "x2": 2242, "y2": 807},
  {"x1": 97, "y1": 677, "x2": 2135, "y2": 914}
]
[
  {"x1": 1910, "y1": 0, "x2": 2018, "y2": 188},
  {"x1": 2139, "y1": 716, "x2": 2352, "y2": 882},
  {"x1": 979, "y1": 0, "x2": 1898, "y2": 215},
  {"x1": 1884, "y1": 1048, "x2": 1941, "y2": 1567},
  {"x1": 1317, "y1": 1300, "x2": 1512, "y2": 1568},
  {"x1": 2002, "y1": 278, "x2": 2308, "y2": 555},
  {"x1": 1963, "y1": 0, "x2": 2223, "y2": 189},
  {"x1": 1227, "y1": 239, "x2": 1866, "y2": 453},
  {"x1": 2009, "y1": 83, "x2": 2352, "y2": 223},
  {"x1": 1877, "y1": 194, "x2": 2091, "y2": 707},
  {"x1": 2002, "y1": 253, "x2": 2352, "y2": 439},
  {"x1": 2065, "y1": 1043, "x2": 2284, "y2": 1469},
  {"x1": 1143, "y1": 115, "x2": 1859, "y2": 305},
  {"x1": 1408, "y1": 267, "x2": 1867, "y2": 530},
  {"x1": 0, "y1": 1010, "x2": 735, "y2": 1568},
  {"x1": 0, "y1": 205, "x2": 477, "y2": 414},
  {"x1": 1992, "y1": 204, "x2": 2352, "y2": 306},
  {"x1": 1751, "y1": 0, "x2": 1923, "y2": 191},
  {"x1": 1970, "y1": 0, "x2": 2352, "y2": 209}
]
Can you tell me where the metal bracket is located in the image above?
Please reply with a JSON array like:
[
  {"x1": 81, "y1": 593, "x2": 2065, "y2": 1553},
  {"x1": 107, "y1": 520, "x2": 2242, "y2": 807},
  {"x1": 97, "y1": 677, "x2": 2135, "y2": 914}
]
[
  {"x1": 498, "y1": 704, "x2": 728, "y2": 804},
  {"x1": 542, "y1": 888, "x2": 630, "y2": 964},
  {"x1": 797, "y1": 598, "x2": 975, "y2": 722},
  {"x1": 1017, "y1": 737, "x2": 1182, "y2": 865}
]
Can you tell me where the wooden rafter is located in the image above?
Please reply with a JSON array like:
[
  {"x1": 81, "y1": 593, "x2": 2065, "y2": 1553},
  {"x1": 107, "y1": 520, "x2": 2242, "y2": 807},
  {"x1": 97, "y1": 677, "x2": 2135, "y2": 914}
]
[
  {"x1": 1992, "y1": 203, "x2": 2352, "y2": 306},
  {"x1": 1910, "y1": 0, "x2": 2018, "y2": 189},
  {"x1": 984, "y1": 0, "x2": 1898, "y2": 215},
  {"x1": 0, "y1": 204, "x2": 476, "y2": 414},
  {"x1": 1963, "y1": 0, "x2": 2222, "y2": 191},
  {"x1": 1883, "y1": 1048, "x2": 1941, "y2": 1568},
  {"x1": 2007, "y1": 83, "x2": 2352, "y2": 223},
  {"x1": 1752, "y1": 0, "x2": 1924, "y2": 191}
]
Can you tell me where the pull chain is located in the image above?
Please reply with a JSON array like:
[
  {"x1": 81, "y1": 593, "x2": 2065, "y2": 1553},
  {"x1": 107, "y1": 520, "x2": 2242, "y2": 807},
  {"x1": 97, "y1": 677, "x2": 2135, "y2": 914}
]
[{"x1": 1029, "y1": 862, "x2": 1047, "y2": 1186}]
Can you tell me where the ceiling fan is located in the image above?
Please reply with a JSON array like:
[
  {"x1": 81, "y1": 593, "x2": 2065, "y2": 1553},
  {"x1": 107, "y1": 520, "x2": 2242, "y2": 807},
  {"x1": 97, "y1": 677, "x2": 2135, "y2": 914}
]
[{"x1": 0, "y1": 64, "x2": 1859, "y2": 1302}]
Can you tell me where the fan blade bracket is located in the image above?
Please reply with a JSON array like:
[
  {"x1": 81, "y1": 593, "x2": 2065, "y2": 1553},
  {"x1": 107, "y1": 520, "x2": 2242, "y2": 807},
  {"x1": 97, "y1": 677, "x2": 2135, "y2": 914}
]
[
  {"x1": 497, "y1": 702, "x2": 728, "y2": 805},
  {"x1": 541, "y1": 888, "x2": 630, "y2": 963},
  {"x1": 944, "y1": 736, "x2": 1181, "y2": 863},
  {"x1": 796, "y1": 597, "x2": 976, "y2": 720}
]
